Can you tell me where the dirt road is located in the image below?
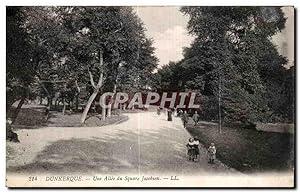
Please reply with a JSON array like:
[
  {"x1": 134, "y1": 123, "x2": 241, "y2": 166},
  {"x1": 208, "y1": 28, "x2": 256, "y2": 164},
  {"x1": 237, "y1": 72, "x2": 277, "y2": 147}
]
[{"x1": 7, "y1": 112, "x2": 235, "y2": 175}]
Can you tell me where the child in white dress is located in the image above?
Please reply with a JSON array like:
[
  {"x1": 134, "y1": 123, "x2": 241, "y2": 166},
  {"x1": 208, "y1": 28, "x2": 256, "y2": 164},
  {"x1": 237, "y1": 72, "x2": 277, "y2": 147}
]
[{"x1": 208, "y1": 143, "x2": 216, "y2": 164}]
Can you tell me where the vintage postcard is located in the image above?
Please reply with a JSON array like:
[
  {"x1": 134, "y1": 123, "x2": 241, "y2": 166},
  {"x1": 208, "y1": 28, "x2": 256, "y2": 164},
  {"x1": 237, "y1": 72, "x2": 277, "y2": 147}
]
[{"x1": 6, "y1": 6, "x2": 295, "y2": 188}]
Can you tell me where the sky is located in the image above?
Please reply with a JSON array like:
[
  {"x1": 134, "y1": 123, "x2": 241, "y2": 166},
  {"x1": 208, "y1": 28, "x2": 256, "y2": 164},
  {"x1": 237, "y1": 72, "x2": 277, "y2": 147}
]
[
  {"x1": 134, "y1": 6, "x2": 194, "y2": 67},
  {"x1": 272, "y1": 7, "x2": 294, "y2": 68},
  {"x1": 134, "y1": 6, "x2": 294, "y2": 68}
]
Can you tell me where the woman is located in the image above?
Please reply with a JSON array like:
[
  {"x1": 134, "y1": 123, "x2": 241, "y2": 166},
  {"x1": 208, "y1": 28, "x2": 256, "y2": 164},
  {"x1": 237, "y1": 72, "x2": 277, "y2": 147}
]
[
  {"x1": 182, "y1": 111, "x2": 189, "y2": 128},
  {"x1": 186, "y1": 138, "x2": 197, "y2": 161},
  {"x1": 174, "y1": 107, "x2": 178, "y2": 117},
  {"x1": 193, "y1": 136, "x2": 200, "y2": 160},
  {"x1": 167, "y1": 108, "x2": 172, "y2": 121}
]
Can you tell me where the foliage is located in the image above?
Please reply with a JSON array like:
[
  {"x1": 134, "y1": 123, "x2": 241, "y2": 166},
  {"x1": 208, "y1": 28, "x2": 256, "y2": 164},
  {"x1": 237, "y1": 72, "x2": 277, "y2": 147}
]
[
  {"x1": 7, "y1": 6, "x2": 158, "y2": 121},
  {"x1": 6, "y1": 7, "x2": 35, "y2": 110},
  {"x1": 153, "y1": 7, "x2": 292, "y2": 124}
]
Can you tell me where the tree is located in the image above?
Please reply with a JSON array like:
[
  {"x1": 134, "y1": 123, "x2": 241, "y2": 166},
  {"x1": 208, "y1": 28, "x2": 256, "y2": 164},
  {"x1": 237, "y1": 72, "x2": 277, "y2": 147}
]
[
  {"x1": 76, "y1": 7, "x2": 147, "y2": 123},
  {"x1": 117, "y1": 38, "x2": 159, "y2": 106},
  {"x1": 157, "y1": 7, "x2": 291, "y2": 126},
  {"x1": 6, "y1": 7, "x2": 38, "y2": 142},
  {"x1": 14, "y1": 6, "x2": 158, "y2": 124},
  {"x1": 48, "y1": 7, "x2": 156, "y2": 123},
  {"x1": 102, "y1": 8, "x2": 158, "y2": 117},
  {"x1": 6, "y1": 7, "x2": 36, "y2": 123}
]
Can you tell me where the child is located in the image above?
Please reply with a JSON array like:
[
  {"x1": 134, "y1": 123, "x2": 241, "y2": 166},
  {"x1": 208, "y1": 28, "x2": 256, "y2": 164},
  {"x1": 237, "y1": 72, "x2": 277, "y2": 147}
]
[
  {"x1": 192, "y1": 111, "x2": 200, "y2": 125},
  {"x1": 186, "y1": 138, "x2": 197, "y2": 161},
  {"x1": 208, "y1": 143, "x2": 217, "y2": 164}
]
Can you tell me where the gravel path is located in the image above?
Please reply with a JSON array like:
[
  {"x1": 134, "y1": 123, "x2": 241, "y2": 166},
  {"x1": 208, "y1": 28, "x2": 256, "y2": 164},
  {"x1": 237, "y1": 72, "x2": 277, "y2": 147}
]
[{"x1": 7, "y1": 112, "x2": 236, "y2": 175}]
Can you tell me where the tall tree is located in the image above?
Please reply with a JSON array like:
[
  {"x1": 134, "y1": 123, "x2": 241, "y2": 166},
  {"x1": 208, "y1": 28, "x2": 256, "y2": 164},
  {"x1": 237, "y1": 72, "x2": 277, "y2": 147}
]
[
  {"x1": 16, "y1": 6, "x2": 158, "y2": 124},
  {"x1": 6, "y1": 7, "x2": 35, "y2": 122},
  {"x1": 159, "y1": 7, "x2": 291, "y2": 125},
  {"x1": 50, "y1": 7, "x2": 155, "y2": 123}
]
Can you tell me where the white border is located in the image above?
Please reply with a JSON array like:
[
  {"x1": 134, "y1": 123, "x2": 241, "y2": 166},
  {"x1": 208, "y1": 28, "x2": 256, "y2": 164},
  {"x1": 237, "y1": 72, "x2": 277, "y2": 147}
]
[{"x1": 1, "y1": 0, "x2": 298, "y2": 192}]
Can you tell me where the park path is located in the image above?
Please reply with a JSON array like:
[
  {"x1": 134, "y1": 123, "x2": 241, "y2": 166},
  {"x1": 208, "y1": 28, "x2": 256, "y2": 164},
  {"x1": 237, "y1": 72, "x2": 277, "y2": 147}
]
[{"x1": 7, "y1": 111, "x2": 235, "y2": 175}]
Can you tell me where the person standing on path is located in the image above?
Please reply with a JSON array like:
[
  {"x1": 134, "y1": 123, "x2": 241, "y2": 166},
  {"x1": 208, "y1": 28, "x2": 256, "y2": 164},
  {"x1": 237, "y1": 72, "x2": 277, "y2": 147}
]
[
  {"x1": 167, "y1": 108, "x2": 173, "y2": 121},
  {"x1": 178, "y1": 109, "x2": 183, "y2": 117},
  {"x1": 208, "y1": 143, "x2": 217, "y2": 164},
  {"x1": 192, "y1": 111, "x2": 200, "y2": 126},
  {"x1": 174, "y1": 107, "x2": 178, "y2": 117},
  {"x1": 186, "y1": 137, "x2": 197, "y2": 161},
  {"x1": 182, "y1": 110, "x2": 189, "y2": 128},
  {"x1": 157, "y1": 107, "x2": 161, "y2": 115},
  {"x1": 193, "y1": 136, "x2": 200, "y2": 160}
]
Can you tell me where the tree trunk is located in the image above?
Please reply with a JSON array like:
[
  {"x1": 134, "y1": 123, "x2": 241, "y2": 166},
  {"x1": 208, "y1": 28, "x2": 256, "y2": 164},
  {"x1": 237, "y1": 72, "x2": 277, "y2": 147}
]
[
  {"x1": 54, "y1": 99, "x2": 57, "y2": 109},
  {"x1": 62, "y1": 98, "x2": 66, "y2": 115},
  {"x1": 75, "y1": 94, "x2": 79, "y2": 111},
  {"x1": 107, "y1": 104, "x2": 112, "y2": 117},
  {"x1": 75, "y1": 80, "x2": 80, "y2": 111},
  {"x1": 47, "y1": 97, "x2": 50, "y2": 106},
  {"x1": 81, "y1": 91, "x2": 99, "y2": 123},
  {"x1": 218, "y1": 64, "x2": 222, "y2": 134},
  {"x1": 11, "y1": 97, "x2": 26, "y2": 124},
  {"x1": 80, "y1": 49, "x2": 104, "y2": 124},
  {"x1": 107, "y1": 83, "x2": 117, "y2": 118},
  {"x1": 62, "y1": 84, "x2": 67, "y2": 115},
  {"x1": 101, "y1": 105, "x2": 106, "y2": 121},
  {"x1": 37, "y1": 76, "x2": 51, "y2": 107},
  {"x1": 47, "y1": 97, "x2": 52, "y2": 109}
]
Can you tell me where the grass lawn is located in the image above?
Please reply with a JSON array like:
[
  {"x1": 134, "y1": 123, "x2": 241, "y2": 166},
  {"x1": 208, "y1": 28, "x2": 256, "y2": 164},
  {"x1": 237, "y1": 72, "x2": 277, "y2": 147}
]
[
  {"x1": 12, "y1": 104, "x2": 128, "y2": 128},
  {"x1": 47, "y1": 111, "x2": 128, "y2": 127},
  {"x1": 185, "y1": 119, "x2": 294, "y2": 173},
  {"x1": 13, "y1": 106, "x2": 47, "y2": 128}
]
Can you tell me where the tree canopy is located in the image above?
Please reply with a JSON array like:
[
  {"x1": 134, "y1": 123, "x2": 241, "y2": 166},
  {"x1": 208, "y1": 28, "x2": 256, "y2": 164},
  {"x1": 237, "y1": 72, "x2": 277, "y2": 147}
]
[
  {"x1": 6, "y1": 6, "x2": 158, "y2": 122},
  {"x1": 153, "y1": 7, "x2": 293, "y2": 124}
]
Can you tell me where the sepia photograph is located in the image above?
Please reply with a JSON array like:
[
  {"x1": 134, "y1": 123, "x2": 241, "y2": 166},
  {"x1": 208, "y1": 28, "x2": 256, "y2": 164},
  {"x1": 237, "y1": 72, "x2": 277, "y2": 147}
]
[{"x1": 5, "y1": 4, "x2": 295, "y2": 188}]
